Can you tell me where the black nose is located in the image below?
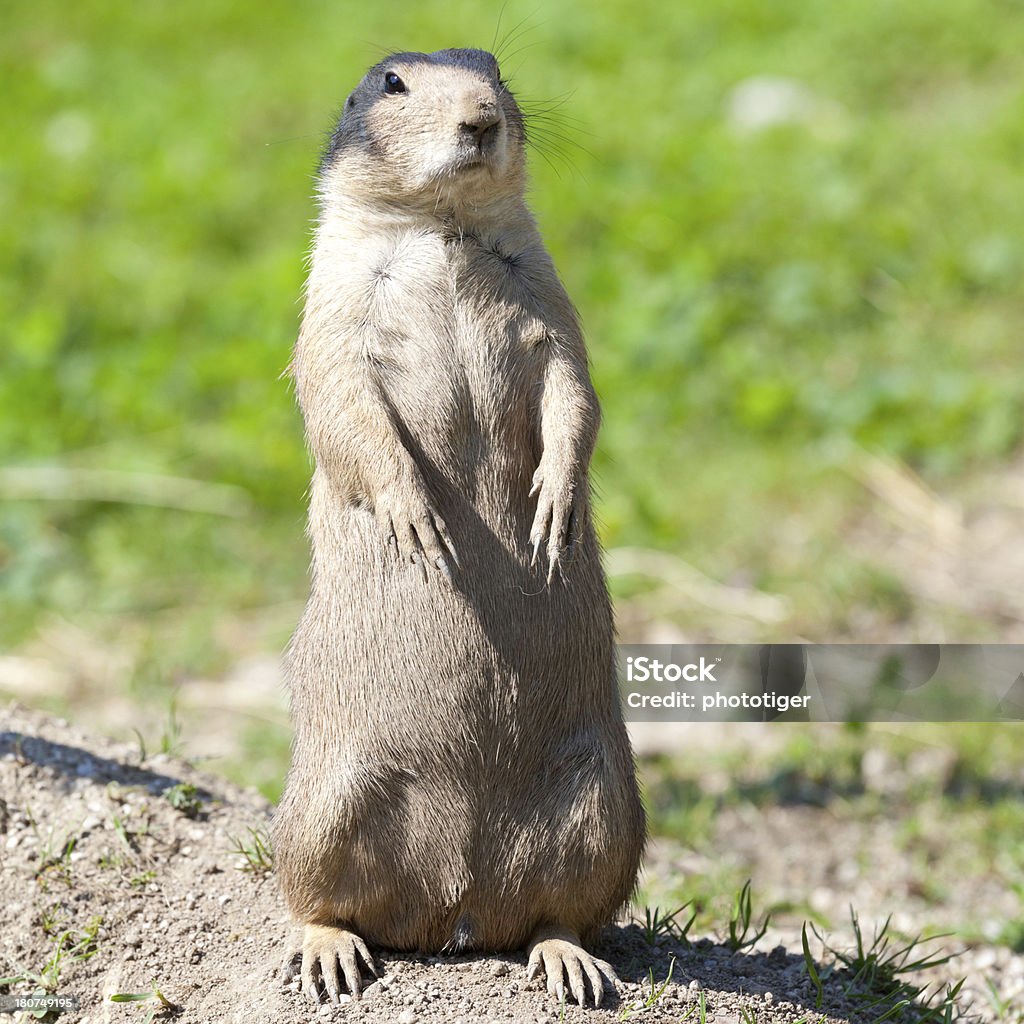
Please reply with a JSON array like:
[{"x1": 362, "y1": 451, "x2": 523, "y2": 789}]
[{"x1": 459, "y1": 115, "x2": 500, "y2": 140}]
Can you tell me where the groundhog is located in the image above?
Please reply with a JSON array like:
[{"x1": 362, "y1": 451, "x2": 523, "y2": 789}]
[{"x1": 272, "y1": 46, "x2": 646, "y2": 1009}]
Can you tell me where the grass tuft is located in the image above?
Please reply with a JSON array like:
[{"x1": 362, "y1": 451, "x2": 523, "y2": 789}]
[
  {"x1": 726, "y1": 880, "x2": 771, "y2": 952},
  {"x1": 640, "y1": 903, "x2": 697, "y2": 946},
  {"x1": 164, "y1": 782, "x2": 202, "y2": 818},
  {"x1": 806, "y1": 908, "x2": 966, "y2": 1024},
  {"x1": 110, "y1": 982, "x2": 180, "y2": 1023},
  {"x1": 228, "y1": 826, "x2": 274, "y2": 874},
  {"x1": 618, "y1": 955, "x2": 676, "y2": 1020},
  {"x1": 1, "y1": 916, "x2": 103, "y2": 997}
]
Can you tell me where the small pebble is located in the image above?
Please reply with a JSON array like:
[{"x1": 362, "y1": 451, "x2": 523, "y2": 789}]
[
  {"x1": 975, "y1": 948, "x2": 998, "y2": 969},
  {"x1": 398, "y1": 1010, "x2": 417, "y2": 1024}
]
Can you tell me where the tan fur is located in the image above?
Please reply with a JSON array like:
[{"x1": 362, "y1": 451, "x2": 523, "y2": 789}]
[{"x1": 272, "y1": 48, "x2": 645, "y2": 1005}]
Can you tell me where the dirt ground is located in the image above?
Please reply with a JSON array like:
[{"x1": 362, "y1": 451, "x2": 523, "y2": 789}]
[{"x1": 1, "y1": 704, "x2": 1019, "y2": 1024}]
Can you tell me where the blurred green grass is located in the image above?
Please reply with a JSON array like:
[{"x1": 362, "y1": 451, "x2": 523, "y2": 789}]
[{"x1": 2, "y1": 0, "x2": 1024, "y2": 665}]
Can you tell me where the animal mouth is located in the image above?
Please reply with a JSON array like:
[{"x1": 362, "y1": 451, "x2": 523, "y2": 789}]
[{"x1": 457, "y1": 153, "x2": 488, "y2": 171}]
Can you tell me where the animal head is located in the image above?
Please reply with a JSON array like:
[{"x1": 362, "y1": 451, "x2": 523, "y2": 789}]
[{"x1": 319, "y1": 48, "x2": 527, "y2": 212}]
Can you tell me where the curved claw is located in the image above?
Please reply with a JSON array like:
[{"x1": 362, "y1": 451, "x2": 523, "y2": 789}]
[
  {"x1": 436, "y1": 517, "x2": 461, "y2": 568},
  {"x1": 410, "y1": 550, "x2": 429, "y2": 583},
  {"x1": 529, "y1": 469, "x2": 585, "y2": 584},
  {"x1": 374, "y1": 489, "x2": 459, "y2": 582},
  {"x1": 546, "y1": 548, "x2": 563, "y2": 585},
  {"x1": 526, "y1": 931, "x2": 616, "y2": 1008},
  {"x1": 530, "y1": 533, "x2": 542, "y2": 566},
  {"x1": 300, "y1": 925, "x2": 377, "y2": 1004}
]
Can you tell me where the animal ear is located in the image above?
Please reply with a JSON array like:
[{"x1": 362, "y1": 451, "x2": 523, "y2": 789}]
[{"x1": 346, "y1": 93, "x2": 356, "y2": 109}]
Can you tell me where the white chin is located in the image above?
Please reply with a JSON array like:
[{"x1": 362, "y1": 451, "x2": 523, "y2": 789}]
[{"x1": 422, "y1": 147, "x2": 505, "y2": 184}]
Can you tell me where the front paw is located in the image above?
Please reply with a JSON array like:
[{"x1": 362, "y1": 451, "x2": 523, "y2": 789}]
[
  {"x1": 375, "y1": 483, "x2": 459, "y2": 582},
  {"x1": 528, "y1": 463, "x2": 587, "y2": 583}
]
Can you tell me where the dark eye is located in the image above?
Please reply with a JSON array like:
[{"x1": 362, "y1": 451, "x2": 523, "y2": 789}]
[{"x1": 383, "y1": 72, "x2": 406, "y2": 95}]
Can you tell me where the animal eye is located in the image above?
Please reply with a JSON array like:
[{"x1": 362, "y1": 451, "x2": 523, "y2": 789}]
[{"x1": 383, "y1": 72, "x2": 406, "y2": 95}]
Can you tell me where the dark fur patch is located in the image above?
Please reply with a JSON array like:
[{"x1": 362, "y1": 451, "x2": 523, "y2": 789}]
[{"x1": 442, "y1": 913, "x2": 476, "y2": 953}]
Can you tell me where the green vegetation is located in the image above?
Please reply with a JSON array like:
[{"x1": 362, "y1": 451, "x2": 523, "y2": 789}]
[
  {"x1": 228, "y1": 824, "x2": 274, "y2": 874},
  {"x1": 618, "y1": 955, "x2": 677, "y2": 1020},
  {"x1": 680, "y1": 989, "x2": 709, "y2": 1024},
  {"x1": 24, "y1": 807, "x2": 79, "y2": 888},
  {"x1": 110, "y1": 984, "x2": 180, "y2": 1024},
  {"x1": 3, "y1": 0, "x2": 1023, "y2": 685},
  {"x1": 640, "y1": 903, "x2": 697, "y2": 947},
  {"x1": 799, "y1": 911, "x2": 965, "y2": 1024},
  {"x1": 163, "y1": 782, "x2": 202, "y2": 818},
  {"x1": 726, "y1": 879, "x2": 772, "y2": 952},
  {"x1": 0, "y1": 914, "x2": 103, "y2": 1002},
  {"x1": 643, "y1": 722, "x2": 1024, "y2": 953},
  {"x1": 826, "y1": 910, "x2": 960, "y2": 1023}
]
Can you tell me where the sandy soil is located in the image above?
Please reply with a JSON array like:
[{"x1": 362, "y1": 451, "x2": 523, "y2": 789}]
[{"x1": 1, "y1": 704, "x2": 1019, "y2": 1024}]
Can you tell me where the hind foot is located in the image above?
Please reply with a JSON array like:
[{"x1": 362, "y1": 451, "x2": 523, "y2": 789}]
[
  {"x1": 301, "y1": 923, "x2": 377, "y2": 1003},
  {"x1": 526, "y1": 927, "x2": 618, "y2": 1008}
]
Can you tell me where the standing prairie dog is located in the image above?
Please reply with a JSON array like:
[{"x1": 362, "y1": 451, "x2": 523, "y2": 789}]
[{"x1": 272, "y1": 47, "x2": 645, "y2": 1008}]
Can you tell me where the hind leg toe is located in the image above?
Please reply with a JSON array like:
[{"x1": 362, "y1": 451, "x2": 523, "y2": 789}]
[
  {"x1": 300, "y1": 923, "x2": 377, "y2": 1003},
  {"x1": 526, "y1": 927, "x2": 618, "y2": 1008}
]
